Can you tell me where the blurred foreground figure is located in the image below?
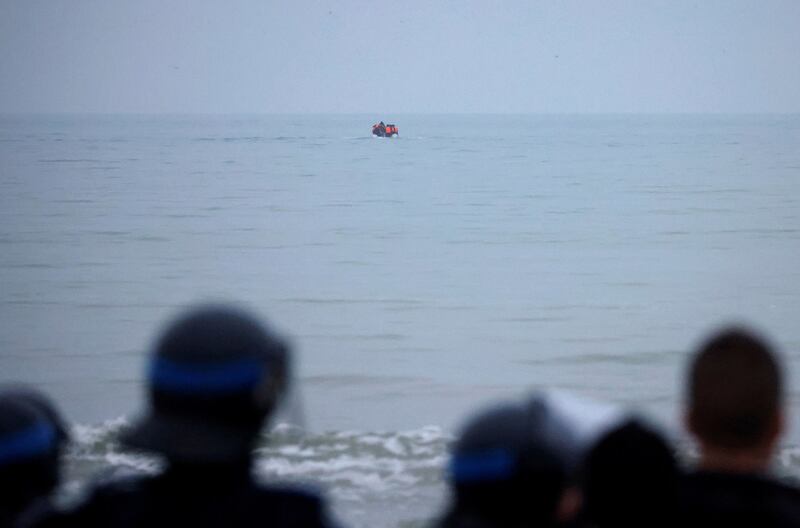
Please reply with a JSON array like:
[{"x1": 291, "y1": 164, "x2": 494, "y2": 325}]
[
  {"x1": 29, "y1": 304, "x2": 336, "y2": 528},
  {"x1": 581, "y1": 419, "x2": 679, "y2": 528},
  {"x1": 0, "y1": 387, "x2": 67, "y2": 528},
  {"x1": 682, "y1": 327, "x2": 800, "y2": 526},
  {"x1": 437, "y1": 395, "x2": 581, "y2": 528}
]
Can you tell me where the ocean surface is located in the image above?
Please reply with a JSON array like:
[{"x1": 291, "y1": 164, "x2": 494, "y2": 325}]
[{"x1": 1, "y1": 114, "x2": 800, "y2": 526}]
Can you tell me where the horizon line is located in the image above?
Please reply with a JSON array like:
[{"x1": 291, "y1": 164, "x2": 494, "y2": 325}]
[{"x1": 1, "y1": 111, "x2": 799, "y2": 117}]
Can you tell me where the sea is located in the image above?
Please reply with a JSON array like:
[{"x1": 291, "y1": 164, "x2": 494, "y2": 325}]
[{"x1": 1, "y1": 113, "x2": 800, "y2": 527}]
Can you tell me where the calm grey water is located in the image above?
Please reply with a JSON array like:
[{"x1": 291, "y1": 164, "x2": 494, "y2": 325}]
[{"x1": 2, "y1": 114, "x2": 800, "y2": 526}]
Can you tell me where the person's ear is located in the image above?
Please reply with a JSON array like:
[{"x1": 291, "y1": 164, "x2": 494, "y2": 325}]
[
  {"x1": 555, "y1": 486, "x2": 582, "y2": 523},
  {"x1": 685, "y1": 407, "x2": 699, "y2": 438},
  {"x1": 764, "y1": 410, "x2": 784, "y2": 448}
]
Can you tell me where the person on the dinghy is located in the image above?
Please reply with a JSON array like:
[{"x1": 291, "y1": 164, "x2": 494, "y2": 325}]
[{"x1": 372, "y1": 122, "x2": 398, "y2": 137}]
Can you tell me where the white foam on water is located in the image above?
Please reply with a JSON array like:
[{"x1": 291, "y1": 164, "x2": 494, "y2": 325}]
[
  {"x1": 253, "y1": 425, "x2": 451, "y2": 492},
  {"x1": 63, "y1": 418, "x2": 452, "y2": 527},
  {"x1": 70, "y1": 416, "x2": 129, "y2": 448},
  {"x1": 66, "y1": 417, "x2": 163, "y2": 477},
  {"x1": 59, "y1": 416, "x2": 800, "y2": 528}
]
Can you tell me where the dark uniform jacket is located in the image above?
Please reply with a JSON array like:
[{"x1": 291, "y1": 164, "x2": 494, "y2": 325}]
[
  {"x1": 25, "y1": 465, "x2": 337, "y2": 528},
  {"x1": 681, "y1": 470, "x2": 800, "y2": 528}
]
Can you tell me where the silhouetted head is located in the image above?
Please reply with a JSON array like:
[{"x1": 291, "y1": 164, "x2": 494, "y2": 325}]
[
  {"x1": 121, "y1": 304, "x2": 290, "y2": 463},
  {"x1": 444, "y1": 396, "x2": 580, "y2": 527},
  {"x1": 686, "y1": 326, "x2": 782, "y2": 461},
  {"x1": 0, "y1": 388, "x2": 67, "y2": 520},
  {"x1": 582, "y1": 419, "x2": 679, "y2": 528},
  {"x1": 1, "y1": 386, "x2": 69, "y2": 446}
]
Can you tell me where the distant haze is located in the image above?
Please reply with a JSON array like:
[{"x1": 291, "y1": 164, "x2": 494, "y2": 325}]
[{"x1": 1, "y1": 0, "x2": 799, "y2": 114}]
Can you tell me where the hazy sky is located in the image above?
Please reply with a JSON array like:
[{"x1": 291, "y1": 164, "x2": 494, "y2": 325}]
[{"x1": 1, "y1": 0, "x2": 798, "y2": 113}]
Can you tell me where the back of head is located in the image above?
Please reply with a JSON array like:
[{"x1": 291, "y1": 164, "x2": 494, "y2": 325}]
[
  {"x1": 582, "y1": 419, "x2": 679, "y2": 528},
  {"x1": 1, "y1": 386, "x2": 69, "y2": 446},
  {"x1": 121, "y1": 304, "x2": 290, "y2": 464},
  {"x1": 443, "y1": 397, "x2": 578, "y2": 527},
  {"x1": 0, "y1": 388, "x2": 66, "y2": 520},
  {"x1": 687, "y1": 327, "x2": 782, "y2": 452}
]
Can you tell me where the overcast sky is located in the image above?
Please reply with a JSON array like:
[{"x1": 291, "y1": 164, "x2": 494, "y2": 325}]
[{"x1": 1, "y1": 0, "x2": 798, "y2": 114}]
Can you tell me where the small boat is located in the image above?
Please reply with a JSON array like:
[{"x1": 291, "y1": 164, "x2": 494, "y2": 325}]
[{"x1": 372, "y1": 121, "x2": 398, "y2": 138}]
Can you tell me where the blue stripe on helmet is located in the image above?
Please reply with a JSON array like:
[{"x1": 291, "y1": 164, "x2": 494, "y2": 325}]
[
  {"x1": 450, "y1": 448, "x2": 516, "y2": 483},
  {"x1": 0, "y1": 422, "x2": 56, "y2": 466},
  {"x1": 149, "y1": 357, "x2": 264, "y2": 394}
]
